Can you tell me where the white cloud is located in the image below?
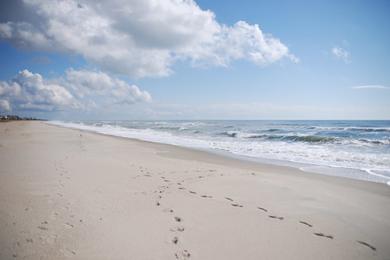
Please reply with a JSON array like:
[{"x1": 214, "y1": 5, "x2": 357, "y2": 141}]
[
  {"x1": 351, "y1": 85, "x2": 389, "y2": 90},
  {"x1": 0, "y1": 0, "x2": 297, "y2": 78},
  {"x1": 0, "y1": 70, "x2": 78, "y2": 111},
  {"x1": 0, "y1": 69, "x2": 151, "y2": 112},
  {"x1": 332, "y1": 46, "x2": 350, "y2": 63},
  {"x1": 184, "y1": 21, "x2": 299, "y2": 67},
  {"x1": 0, "y1": 99, "x2": 11, "y2": 112},
  {"x1": 64, "y1": 69, "x2": 152, "y2": 104}
]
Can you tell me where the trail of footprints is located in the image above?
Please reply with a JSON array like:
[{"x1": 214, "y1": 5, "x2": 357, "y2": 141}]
[
  {"x1": 14, "y1": 164, "x2": 378, "y2": 258},
  {"x1": 11, "y1": 158, "x2": 83, "y2": 258},
  {"x1": 154, "y1": 173, "x2": 192, "y2": 259},
  {"x1": 135, "y1": 165, "x2": 378, "y2": 258},
  {"x1": 220, "y1": 195, "x2": 375, "y2": 250},
  {"x1": 12, "y1": 144, "x2": 378, "y2": 257},
  {"x1": 129, "y1": 166, "x2": 190, "y2": 258}
]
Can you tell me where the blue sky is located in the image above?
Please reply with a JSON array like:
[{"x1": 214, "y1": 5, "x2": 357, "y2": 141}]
[{"x1": 0, "y1": 0, "x2": 389, "y2": 119}]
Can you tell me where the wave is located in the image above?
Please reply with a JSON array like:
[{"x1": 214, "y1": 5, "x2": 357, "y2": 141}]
[
  {"x1": 263, "y1": 128, "x2": 280, "y2": 132},
  {"x1": 247, "y1": 134, "x2": 337, "y2": 143},
  {"x1": 357, "y1": 138, "x2": 390, "y2": 145},
  {"x1": 309, "y1": 126, "x2": 390, "y2": 133},
  {"x1": 218, "y1": 130, "x2": 337, "y2": 143},
  {"x1": 219, "y1": 131, "x2": 238, "y2": 138},
  {"x1": 155, "y1": 126, "x2": 183, "y2": 131},
  {"x1": 347, "y1": 127, "x2": 390, "y2": 133},
  {"x1": 218, "y1": 131, "x2": 389, "y2": 145}
]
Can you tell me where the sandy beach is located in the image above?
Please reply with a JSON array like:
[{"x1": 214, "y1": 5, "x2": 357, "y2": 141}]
[{"x1": 0, "y1": 121, "x2": 389, "y2": 260}]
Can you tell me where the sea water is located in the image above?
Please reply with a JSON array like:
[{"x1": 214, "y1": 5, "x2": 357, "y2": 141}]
[{"x1": 49, "y1": 120, "x2": 390, "y2": 185}]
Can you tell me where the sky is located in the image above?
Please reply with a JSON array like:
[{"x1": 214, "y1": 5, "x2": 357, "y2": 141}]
[{"x1": 0, "y1": 0, "x2": 389, "y2": 120}]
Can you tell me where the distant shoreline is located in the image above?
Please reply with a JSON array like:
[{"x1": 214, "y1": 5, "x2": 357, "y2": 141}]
[{"x1": 0, "y1": 114, "x2": 44, "y2": 122}]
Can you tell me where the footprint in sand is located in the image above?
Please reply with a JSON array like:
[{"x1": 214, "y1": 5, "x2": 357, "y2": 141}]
[
  {"x1": 163, "y1": 208, "x2": 174, "y2": 213},
  {"x1": 37, "y1": 226, "x2": 48, "y2": 231},
  {"x1": 63, "y1": 248, "x2": 76, "y2": 256},
  {"x1": 174, "y1": 216, "x2": 182, "y2": 222},
  {"x1": 170, "y1": 226, "x2": 185, "y2": 233},
  {"x1": 189, "y1": 191, "x2": 197, "y2": 194},
  {"x1": 299, "y1": 221, "x2": 312, "y2": 227},
  {"x1": 257, "y1": 207, "x2": 268, "y2": 212},
  {"x1": 225, "y1": 197, "x2": 234, "y2": 202},
  {"x1": 37, "y1": 221, "x2": 49, "y2": 230},
  {"x1": 172, "y1": 236, "x2": 179, "y2": 244},
  {"x1": 357, "y1": 240, "x2": 376, "y2": 251},
  {"x1": 175, "y1": 249, "x2": 191, "y2": 259},
  {"x1": 313, "y1": 232, "x2": 333, "y2": 239},
  {"x1": 65, "y1": 222, "x2": 74, "y2": 228},
  {"x1": 201, "y1": 195, "x2": 213, "y2": 198},
  {"x1": 268, "y1": 215, "x2": 284, "y2": 220},
  {"x1": 231, "y1": 203, "x2": 243, "y2": 208}
]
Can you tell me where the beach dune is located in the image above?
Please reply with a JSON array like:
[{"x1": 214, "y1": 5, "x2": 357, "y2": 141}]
[{"x1": 0, "y1": 121, "x2": 389, "y2": 260}]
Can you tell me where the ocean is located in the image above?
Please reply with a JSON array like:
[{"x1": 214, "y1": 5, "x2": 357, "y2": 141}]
[{"x1": 50, "y1": 120, "x2": 390, "y2": 185}]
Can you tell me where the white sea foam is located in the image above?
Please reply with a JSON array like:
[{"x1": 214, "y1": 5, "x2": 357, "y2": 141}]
[{"x1": 49, "y1": 120, "x2": 390, "y2": 184}]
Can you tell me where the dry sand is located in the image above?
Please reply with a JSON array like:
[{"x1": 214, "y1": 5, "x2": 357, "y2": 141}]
[{"x1": 0, "y1": 121, "x2": 389, "y2": 260}]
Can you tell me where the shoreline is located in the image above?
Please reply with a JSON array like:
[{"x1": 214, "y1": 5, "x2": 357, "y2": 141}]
[
  {"x1": 1, "y1": 121, "x2": 389, "y2": 259},
  {"x1": 48, "y1": 121, "x2": 390, "y2": 186}
]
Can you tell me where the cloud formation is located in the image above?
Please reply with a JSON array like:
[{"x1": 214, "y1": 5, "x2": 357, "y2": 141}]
[
  {"x1": 0, "y1": 70, "x2": 78, "y2": 111},
  {"x1": 0, "y1": 69, "x2": 151, "y2": 112},
  {"x1": 332, "y1": 46, "x2": 350, "y2": 63},
  {"x1": 64, "y1": 69, "x2": 151, "y2": 104},
  {"x1": 0, "y1": 0, "x2": 297, "y2": 78},
  {"x1": 351, "y1": 85, "x2": 389, "y2": 90},
  {"x1": 0, "y1": 99, "x2": 11, "y2": 111}
]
